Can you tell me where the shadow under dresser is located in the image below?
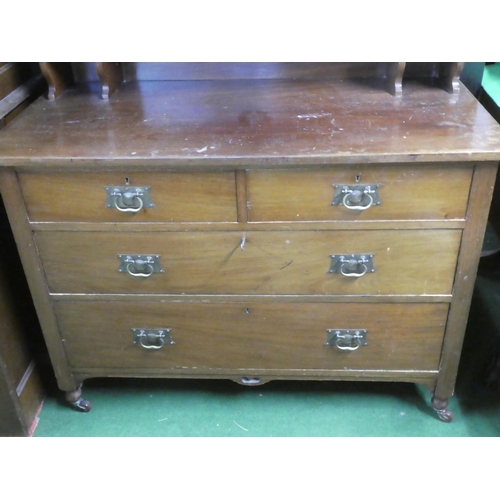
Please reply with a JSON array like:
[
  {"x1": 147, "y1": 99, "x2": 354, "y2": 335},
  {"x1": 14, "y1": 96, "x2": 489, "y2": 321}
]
[{"x1": 1, "y1": 62, "x2": 500, "y2": 422}]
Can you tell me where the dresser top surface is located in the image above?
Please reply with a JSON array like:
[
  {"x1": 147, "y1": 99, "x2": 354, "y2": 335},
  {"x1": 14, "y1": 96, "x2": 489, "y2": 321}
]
[{"x1": 1, "y1": 78, "x2": 500, "y2": 169}]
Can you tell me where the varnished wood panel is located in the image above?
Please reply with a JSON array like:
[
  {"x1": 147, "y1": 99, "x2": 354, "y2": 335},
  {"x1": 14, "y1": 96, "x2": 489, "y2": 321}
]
[
  {"x1": 404, "y1": 63, "x2": 465, "y2": 94},
  {"x1": 55, "y1": 302, "x2": 448, "y2": 372},
  {"x1": 246, "y1": 165, "x2": 473, "y2": 221},
  {"x1": 96, "y1": 63, "x2": 123, "y2": 99},
  {"x1": 38, "y1": 63, "x2": 394, "y2": 86},
  {"x1": 1, "y1": 79, "x2": 500, "y2": 169},
  {"x1": 39, "y1": 63, "x2": 74, "y2": 100},
  {"x1": 121, "y1": 62, "x2": 387, "y2": 82},
  {"x1": 0, "y1": 169, "x2": 76, "y2": 391},
  {"x1": 19, "y1": 171, "x2": 237, "y2": 223},
  {"x1": 35, "y1": 229, "x2": 461, "y2": 296},
  {"x1": 435, "y1": 162, "x2": 499, "y2": 399}
]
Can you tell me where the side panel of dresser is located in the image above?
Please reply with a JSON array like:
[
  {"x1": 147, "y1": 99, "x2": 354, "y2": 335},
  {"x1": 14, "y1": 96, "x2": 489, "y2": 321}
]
[
  {"x1": 0, "y1": 169, "x2": 77, "y2": 393},
  {"x1": 434, "y1": 162, "x2": 498, "y2": 401}
]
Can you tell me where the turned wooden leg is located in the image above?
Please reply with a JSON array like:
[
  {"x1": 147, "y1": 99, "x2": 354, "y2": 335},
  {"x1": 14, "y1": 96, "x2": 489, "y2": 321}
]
[
  {"x1": 65, "y1": 386, "x2": 92, "y2": 412},
  {"x1": 431, "y1": 396, "x2": 453, "y2": 423}
]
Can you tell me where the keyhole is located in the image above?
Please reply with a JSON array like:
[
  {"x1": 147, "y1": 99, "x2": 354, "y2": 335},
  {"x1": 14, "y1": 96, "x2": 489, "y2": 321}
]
[
  {"x1": 355, "y1": 174, "x2": 361, "y2": 183},
  {"x1": 246, "y1": 308, "x2": 251, "y2": 314},
  {"x1": 125, "y1": 177, "x2": 130, "y2": 185}
]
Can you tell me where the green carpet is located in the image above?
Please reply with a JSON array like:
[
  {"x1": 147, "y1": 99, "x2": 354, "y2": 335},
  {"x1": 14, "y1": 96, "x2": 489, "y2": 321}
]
[
  {"x1": 483, "y1": 63, "x2": 500, "y2": 107},
  {"x1": 33, "y1": 254, "x2": 500, "y2": 437},
  {"x1": 31, "y1": 378, "x2": 500, "y2": 437}
]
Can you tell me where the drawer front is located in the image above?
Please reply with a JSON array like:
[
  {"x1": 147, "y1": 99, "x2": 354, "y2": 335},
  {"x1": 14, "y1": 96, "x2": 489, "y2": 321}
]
[
  {"x1": 19, "y1": 172, "x2": 237, "y2": 223},
  {"x1": 56, "y1": 302, "x2": 448, "y2": 372},
  {"x1": 36, "y1": 229, "x2": 461, "y2": 295},
  {"x1": 246, "y1": 165, "x2": 473, "y2": 221}
]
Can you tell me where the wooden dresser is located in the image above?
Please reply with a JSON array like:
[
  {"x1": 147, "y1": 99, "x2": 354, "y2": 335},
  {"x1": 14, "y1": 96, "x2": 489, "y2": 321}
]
[{"x1": 1, "y1": 62, "x2": 499, "y2": 422}]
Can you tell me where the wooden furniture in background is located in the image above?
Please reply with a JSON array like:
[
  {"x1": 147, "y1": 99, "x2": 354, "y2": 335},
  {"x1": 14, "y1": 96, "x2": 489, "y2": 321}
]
[
  {"x1": 0, "y1": 62, "x2": 45, "y2": 436},
  {"x1": 0, "y1": 216, "x2": 45, "y2": 436},
  {"x1": 1, "y1": 62, "x2": 499, "y2": 422}
]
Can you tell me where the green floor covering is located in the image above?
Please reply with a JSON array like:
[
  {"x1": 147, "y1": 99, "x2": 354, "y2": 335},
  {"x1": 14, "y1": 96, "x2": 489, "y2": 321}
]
[
  {"x1": 483, "y1": 63, "x2": 500, "y2": 107},
  {"x1": 33, "y1": 253, "x2": 500, "y2": 437}
]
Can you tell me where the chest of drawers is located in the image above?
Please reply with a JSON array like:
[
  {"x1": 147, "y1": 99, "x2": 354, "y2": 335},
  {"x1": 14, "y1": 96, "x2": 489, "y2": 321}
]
[{"x1": 1, "y1": 62, "x2": 500, "y2": 422}]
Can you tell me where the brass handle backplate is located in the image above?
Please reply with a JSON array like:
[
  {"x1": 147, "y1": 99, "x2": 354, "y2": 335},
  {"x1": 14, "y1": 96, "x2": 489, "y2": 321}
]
[
  {"x1": 105, "y1": 186, "x2": 155, "y2": 213},
  {"x1": 326, "y1": 329, "x2": 368, "y2": 351},
  {"x1": 329, "y1": 254, "x2": 375, "y2": 278},
  {"x1": 332, "y1": 184, "x2": 381, "y2": 211},
  {"x1": 118, "y1": 254, "x2": 164, "y2": 277},
  {"x1": 132, "y1": 328, "x2": 174, "y2": 350}
]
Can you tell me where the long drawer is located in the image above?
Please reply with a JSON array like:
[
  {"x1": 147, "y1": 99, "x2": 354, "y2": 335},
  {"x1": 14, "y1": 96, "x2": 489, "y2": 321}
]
[
  {"x1": 19, "y1": 171, "x2": 238, "y2": 223},
  {"x1": 55, "y1": 301, "x2": 448, "y2": 372},
  {"x1": 36, "y1": 229, "x2": 461, "y2": 295},
  {"x1": 246, "y1": 165, "x2": 473, "y2": 221}
]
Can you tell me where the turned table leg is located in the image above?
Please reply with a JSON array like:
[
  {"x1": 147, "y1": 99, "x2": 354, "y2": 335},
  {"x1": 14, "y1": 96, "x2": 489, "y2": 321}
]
[{"x1": 65, "y1": 386, "x2": 92, "y2": 412}]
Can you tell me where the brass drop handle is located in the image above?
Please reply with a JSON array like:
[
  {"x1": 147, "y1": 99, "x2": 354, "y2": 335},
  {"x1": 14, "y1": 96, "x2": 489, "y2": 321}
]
[
  {"x1": 335, "y1": 335, "x2": 362, "y2": 351},
  {"x1": 118, "y1": 255, "x2": 163, "y2": 278},
  {"x1": 340, "y1": 258, "x2": 368, "y2": 278},
  {"x1": 342, "y1": 189, "x2": 374, "y2": 211},
  {"x1": 329, "y1": 254, "x2": 374, "y2": 278},
  {"x1": 326, "y1": 329, "x2": 368, "y2": 351},
  {"x1": 126, "y1": 259, "x2": 155, "y2": 278},
  {"x1": 132, "y1": 328, "x2": 174, "y2": 350},
  {"x1": 105, "y1": 186, "x2": 154, "y2": 212},
  {"x1": 113, "y1": 191, "x2": 144, "y2": 213},
  {"x1": 332, "y1": 184, "x2": 380, "y2": 211},
  {"x1": 139, "y1": 333, "x2": 165, "y2": 350}
]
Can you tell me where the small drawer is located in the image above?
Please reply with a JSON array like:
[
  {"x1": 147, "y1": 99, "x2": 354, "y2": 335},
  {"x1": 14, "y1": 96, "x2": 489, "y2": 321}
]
[
  {"x1": 36, "y1": 229, "x2": 461, "y2": 295},
  {"x1": 246, "y1": 164, "x2": 473, "y2": 222},
  {"x1": 55, "y1": 302, "x2": 448, "y2": 372},
  {"x1": 19, "y1": 171, "x2": 237, "y2": 223}
]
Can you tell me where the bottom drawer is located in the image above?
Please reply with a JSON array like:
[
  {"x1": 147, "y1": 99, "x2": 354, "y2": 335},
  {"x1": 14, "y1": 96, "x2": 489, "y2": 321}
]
[{"x1": 55, "y1": 302, "x2": 448, "y2": 373}]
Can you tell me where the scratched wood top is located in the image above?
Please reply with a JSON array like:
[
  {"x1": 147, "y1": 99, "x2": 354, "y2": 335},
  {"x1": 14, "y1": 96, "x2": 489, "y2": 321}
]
[{"x1": 1, "y1": 78, "x2": 500, "y2": 169}]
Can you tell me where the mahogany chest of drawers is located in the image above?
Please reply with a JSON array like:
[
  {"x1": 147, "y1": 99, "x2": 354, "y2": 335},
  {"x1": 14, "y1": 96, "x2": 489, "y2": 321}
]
[{"x1": 1, "y1": 62, "x2": 500, "y2": 422}]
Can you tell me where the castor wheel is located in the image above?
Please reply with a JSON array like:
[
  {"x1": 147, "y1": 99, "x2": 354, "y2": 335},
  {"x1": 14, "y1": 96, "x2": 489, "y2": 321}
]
[
  {"x1": 435, "y1": 407, "x2": 454, "y2": 423},
  {"x1": 71, "y1": 397, "x2": 92, "y2": 412},
  {"x1": 65, "y1": 387, "x2": 92, "y2": 412},
  {"x1": 431, "y1": 396, "x2": 453, "y2": 423}
]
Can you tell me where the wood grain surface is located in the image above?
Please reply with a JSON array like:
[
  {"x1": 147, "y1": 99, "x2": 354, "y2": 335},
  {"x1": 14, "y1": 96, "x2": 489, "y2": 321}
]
[
  {"x1": 1, "y1": 79, "x2": 500, "y2": 168},
  {"x1": 20, "y1": 171, "x2": 237, "y2": 222},
  {"x1": 35, "y1": 229, "x2": 461, "y2": 296},
  {"x1": 55, "y1": 301, "x2": 448, "y2": 372},
  {"x1": 247, "y1": 164, "x2": 472, "y2": 221}
]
